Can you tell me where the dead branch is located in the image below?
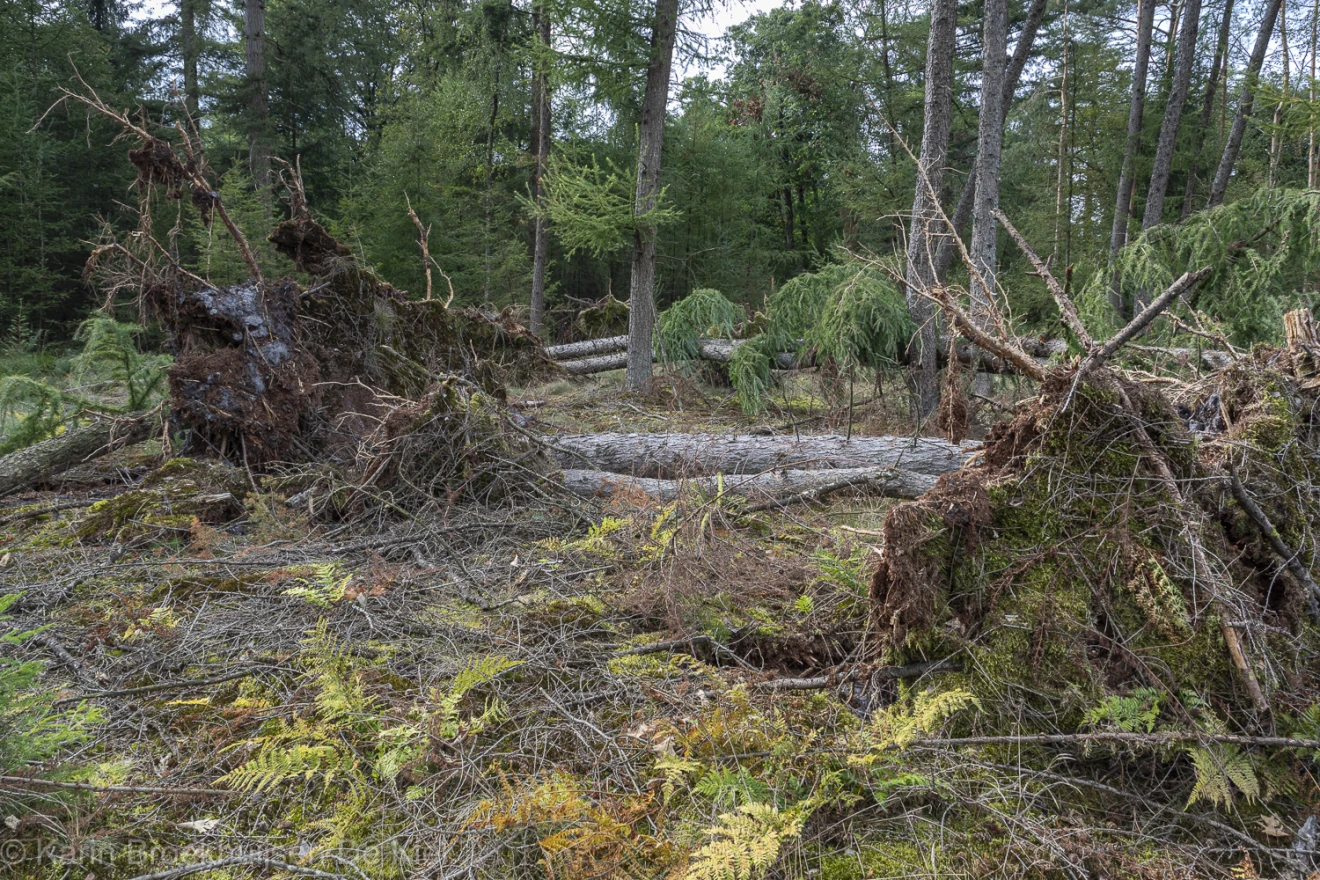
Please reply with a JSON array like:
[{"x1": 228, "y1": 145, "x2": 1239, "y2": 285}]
[
  {"x1": 995, "y1": 208, "x2": 1093, "y2": 349},
  {"x1": 1080, "y1": 269, "x2": 1212, "y2": 376},
  {"x1": 1229, "y1": 462, "x2": 1320, "y2": 621},
  {"x1": 756, "y1": 658, "x2": 961, "y2": 691}
]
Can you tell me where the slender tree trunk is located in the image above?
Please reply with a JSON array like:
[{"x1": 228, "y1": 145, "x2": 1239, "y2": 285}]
[
  {"x1": 1270, "y1": 0, "x2": 1291, "y2": 187},
  {"x1": 1304, "y1": 0, "x2": 1314, "y2": 187},
  {"x1": 529, "y1": 5, "x2": 551, "y2": 335},
  {"x1": 485, "y1": 65, "x2": 501, "y2": 301},
  {"x1": 1182, "y1": 0, "x2": 1234, "y2": 219},
  {"x1": 1142, "y1": 0, "x2": 1201, "y2": 232},
  {"x1": 879, "y1": 0, "x2": 897, "y2": 161},
  {"x1": 783, "y1": 186, "x2": 796, "y2": 248},
  {"x1": 796, "y1": 182, "x2": 809, "y2": 248},
  {"x1": 625, "y1": 0, "x2": 679, "y2": 389},
  {"x1": 903, "y1": 0, "x2": 959, "y2": 421},
  {"x1": 1053, "y1": 2, "x2": 1071, "y2": 261},
  {"x1": 1107, "y1": 0, "x2": 1158, "y2": 317},
  {"x1": 933, "y1": 0, "x2": 1049, "y2": 282},
  {"x1": 243, "y1": 0, "x2": 270, "y2": 196},
  {"x1": 1209, "y1": 0, "x2": 1284, "y2": 207},
  {"x1": 970, "y1": 0, "x2": 1009, "y2": 332},
  {"x1": 180, "y1": 0, "x2": 199, "y2": 116}
]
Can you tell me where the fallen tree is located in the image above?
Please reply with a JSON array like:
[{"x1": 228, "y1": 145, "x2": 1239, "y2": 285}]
[
  {"x1": 0, "y1": 411, "x2": 157, "y2": 498},
  {"x1": 546, "y1": 431, "x2": 974, "y2": 479},
  {"x1": 558, "y1": 465, "x2": 936, "y2": 503}
]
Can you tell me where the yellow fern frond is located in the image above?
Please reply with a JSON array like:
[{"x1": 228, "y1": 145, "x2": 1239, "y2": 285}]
[{"x1": 684, "y1": 803, "x2": 807, "y2": 880}]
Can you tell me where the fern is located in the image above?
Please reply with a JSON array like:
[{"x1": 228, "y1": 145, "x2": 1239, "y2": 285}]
[
  {"x1": 1083, "y1": 688, "x2": 1163, "y2": 734},
  {"x1": 864, "y1": 687, "x2": 981, "y2": 751},
  {"x1": 1186, "y1": 744, "x2": 1261, "y2": 811},
  {"x1": 284, "y1": 563, "x2": 354, "y2": 608},
  {"x1": 695, "y1": 766, "x2": 773, "y2": 808},
  {"x1": 684, "y1": 802, "x2": 808, "y2": 880},
  {"x1": 221, "y1": 740, "x2": 352, "y2": 793}
]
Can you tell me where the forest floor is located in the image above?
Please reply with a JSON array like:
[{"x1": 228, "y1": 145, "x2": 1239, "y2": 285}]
[{"x1": 0, "y1": 366, "x2": 1301, "y2": 880}]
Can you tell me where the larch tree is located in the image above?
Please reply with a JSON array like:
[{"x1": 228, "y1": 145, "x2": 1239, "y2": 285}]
[
  {"x1": 969, "y1": 0, "x2": 1008, "y2": 354},
  {"x1": 529, "y1": 2, "x2": 551, "y2": 336},
  {"x1": 901, "y1": 0, "x2": 958, "y2": 420},
  {"x1": 1182, "y1": 0, "x2": 1235, "y2": 218},
  {"x1": 933, "y1": 0, "x2": 1049, "y2": 284},
  {"x1": 1142, "y1": 0, "x2": 1201, "y2": 232},
  {"x1": 244, "y1": 0, "x2": 271, "y2": 196},
  {"x1": 1209, "y1": 0, "x2": 1284, "y2": 206},
  {"x1": 625, "y1": 0, "x2": 680, "y2": 389},
  {"x1": 1107, "y1": 0, "x2": 1157, "y2": 317}
]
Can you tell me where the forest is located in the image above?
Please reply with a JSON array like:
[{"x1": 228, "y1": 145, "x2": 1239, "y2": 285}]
[{"x1": 4, "y1": 0, "x2": 1320, "y2": 876}]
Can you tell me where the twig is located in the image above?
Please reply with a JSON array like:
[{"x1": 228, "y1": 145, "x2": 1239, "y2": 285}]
[
  {"x1": 406, "y1": 194, "x2": 434, "y2": 302},
  {"x1": 915, "y1": 731, "x2": 1320, "y2": 750},
  {"x1": 1228, "y1": 462, "x2": 1320, "y2": 621},
  {"x1": 1078, "y1": 269, "x2": 1212, "y2": 379},
  {"x1": 52, "y1": 667, "x2": 261, "y2": 708},
  {"x1": 757, "y1": 658, "x2": 961, "y2": 691},
  {"x1": 122, "y1": 856, "x2": 346, "y2": 880},
  {"x1": 0, "y1": 775, "x2": 234, "y2": 797}
]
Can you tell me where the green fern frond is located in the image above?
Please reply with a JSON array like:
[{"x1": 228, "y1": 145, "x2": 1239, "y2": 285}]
[
  {"x1": 1186, "y1": 744, "x2": 1260, "y2": 811},
  {"x1": 221, "y1": 742, "x2": 352, "y2": 792}
]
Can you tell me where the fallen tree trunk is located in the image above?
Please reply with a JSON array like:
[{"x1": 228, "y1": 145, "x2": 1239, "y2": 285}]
[
  {"x1": 558, "y1": 465, "x2": 937, "y2": 503},
  {"x1": 555, "y1": 336, "x2": 1068, "y2": 377},
  {"x1": 545, "y1": 335, "x2": 629, "y2": 359},
  {"x1": 547, "y1": 432, "x2": 975, "y2": 479},
  {"x1": 0, "y1": 412, "x2": 156, "y2": 498}
]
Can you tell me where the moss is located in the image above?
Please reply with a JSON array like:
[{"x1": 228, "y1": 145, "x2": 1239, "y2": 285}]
[{"x1": 77, "y1": 458, "x2": 249, "y2": 543}]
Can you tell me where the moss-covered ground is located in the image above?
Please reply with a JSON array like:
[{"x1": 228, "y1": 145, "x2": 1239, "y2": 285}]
[{"x1": 0, "y1": 367, "x2": 1314, "y2": 880}]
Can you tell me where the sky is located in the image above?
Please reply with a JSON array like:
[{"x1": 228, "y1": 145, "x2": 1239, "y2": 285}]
[{"x1": 684, "y1": 0, "x2": 785, "y2": 78}]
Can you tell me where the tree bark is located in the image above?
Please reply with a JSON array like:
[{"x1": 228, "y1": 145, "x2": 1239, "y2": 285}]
[
  {"x1": 546, "y1": 431, "x2": 976, "y2": 480},
  {"x1": 1209, "y1": 0, "x2": 1284, "y2": 207},
  {"x1": 529, "y1": 4, "x2": 551, "y2": 335},
  {"x1": 0, "y1": 414, "x2": 156, "y2": 498},
  {"x1": 903, "y1": 0, "x2": 959, "y2": 421},
  {"x1": 1108, "y1": 0, "x2": 1158, "y2": 317},
  {"x1": 626, "y1": 0, "x2": 680, "y2": 389},
  {"x1": 1142, "y1": 0, "x2": 1202, "y2": 232},
  {"x1": 1182, "y1": 0, "x2": 1235, "y2": 219},
  {"x1": 933, "y1": 0, "x2": 1049, "y2": 285},
  {"x1": 243, "y1": 0, "x2": 270, "y2": 195},
  {"x1": 558, "y1": 465, "x2": 938, "y2": 503},
  {"x1": 180, "y1": 0, "x2": 200, "y2": 116},
  {"x1": 969, "y1": 0, "x2": 1008, "y2": 344}
]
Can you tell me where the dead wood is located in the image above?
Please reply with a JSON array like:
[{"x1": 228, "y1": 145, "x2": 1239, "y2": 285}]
[
  {"x1": 1229, "y1": 462, "x2": 1320, "y2": 621},
  {"x1": 547, "y1": 432, "x2": 975, "y2": 480},
  {"x1": 0, "y1": 410, "x2": 157, "y2": 498},
  {"x1": 558, "y1": 465, "x2": 936, "y2": 504}
]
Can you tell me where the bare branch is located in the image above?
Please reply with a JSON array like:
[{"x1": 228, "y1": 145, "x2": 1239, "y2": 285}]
[{"x1": 995, "y1": 208, "x2": 1094, "y2": 350}]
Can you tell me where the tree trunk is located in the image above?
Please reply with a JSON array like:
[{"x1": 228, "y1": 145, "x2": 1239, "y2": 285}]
[
  {"x1": 1310, "y1": 0, "x2": 1318, "y2": 188},
  {"x1": 1268, "y1": 0, "x2": 1291, "y2": 188},
  {"x1": 546, "y1": 431, "x2": 976, "y2": 479},
  {"x1": 1209, "y1": 0, "x2": 1284, "y2": 207},
  {"x1": 933, "y1": 0, "x2": 1049, "y2": 284},
  {"x1": 625, "y1": 0, "x2": 680, "y2": 389},
  {"x1": 969, "y1": 0, "x2": 1009, "y2": 373},
  {"x1": 1182, "y1": 0, "x2": 1235, "y2": 219},
  {"x1": 180, "y1": 0, "x2": 199, "y2": 116},
  {"x1": 1142, "y1": 0, "x2": 1202, "y2": 232},
  {"x1": 243, "y1": 0, "x2": 270, "y2": 196},
  {"x1": 903, "y1": 0, "x2": 959, "y2": 421},
  {"x1": 0, "y1": 414, "x2": 156, "y2": 498},
  {"x1": 529, "y1": 4, "x2": 551, "y2": 335},
  {"x1": 1107, "y1": 0, "x2": 1158, "y2": 317},
  {"x1": 558, "y1": 465, "x2": 937, "y2": 503}
]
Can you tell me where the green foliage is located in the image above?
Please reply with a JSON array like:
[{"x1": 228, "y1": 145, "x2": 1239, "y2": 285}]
[
  {"x1": 223, "y1": 621, "x2": 518, "y2": 794},
  {"x1": 1090, "y1": 189, "x2": 1320, "y2": 344},
  {"x1": 0, "y1": 317, "x2": 167, "y2": 454},
  {"x1": 658, "y1": 288, "x2": 740, "y2": 363},
  {"x1": 536, "y1": 152, "x2": 677, "y2": 258},
  {"x1": 1083, "y1": 688, "x2": 1162, "y2": 734},
  {"x1": 730, "y1": 263, "x2": 913, "y2": 413},
  {"x1": 283, "y1": 563, "x2": 354, "y2": 608},
  {"x1": 861, "y1": 688, "x2": 981, "y2": 751},
  {"x1": 1185, "y1": 744, "x2": 1261, "y2": 811},
  {"x1": 0, "y1": 594, "x2": 99, "y2": 774}
]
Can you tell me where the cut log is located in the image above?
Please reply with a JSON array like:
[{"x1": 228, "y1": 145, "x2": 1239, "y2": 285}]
[
  {"x1": 547, "y1": 431, "x2": 975, "y2": 479},
  {"x1": 558, "y1": 465, "x2": 937, "y2": 503},
  {"x1": 0, "y1": 412, "x2": 156, "y2": 498}
]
